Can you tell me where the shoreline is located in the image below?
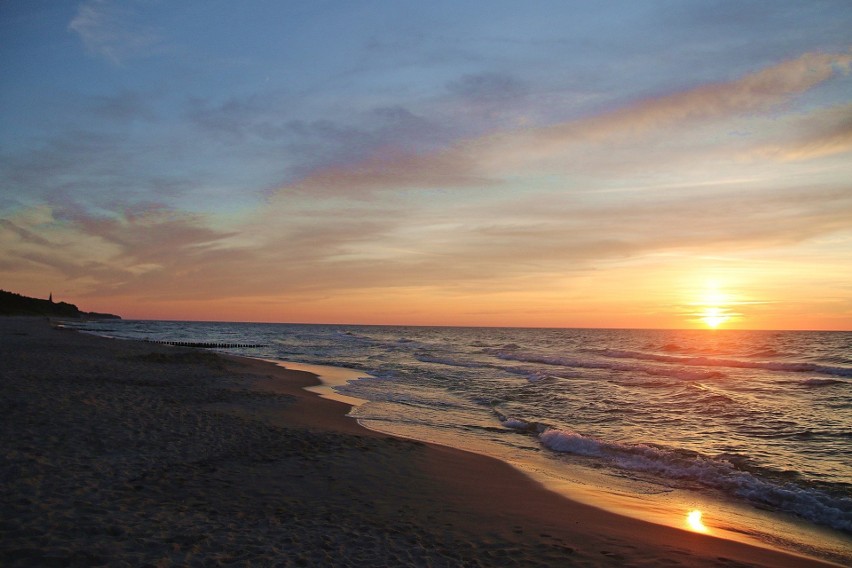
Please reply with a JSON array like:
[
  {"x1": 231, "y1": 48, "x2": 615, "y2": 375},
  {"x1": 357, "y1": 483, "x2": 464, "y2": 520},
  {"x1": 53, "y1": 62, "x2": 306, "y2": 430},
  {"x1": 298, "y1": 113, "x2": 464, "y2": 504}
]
[
  {"x1": 254, "y1": 355, "x2": 851, "y2": 567},
  {"x1": 1, "y1": 317, "x2": 842, "y2": 567},
  {"x1": 274, "y1": 356, "x2": 851, "y2": 565}
]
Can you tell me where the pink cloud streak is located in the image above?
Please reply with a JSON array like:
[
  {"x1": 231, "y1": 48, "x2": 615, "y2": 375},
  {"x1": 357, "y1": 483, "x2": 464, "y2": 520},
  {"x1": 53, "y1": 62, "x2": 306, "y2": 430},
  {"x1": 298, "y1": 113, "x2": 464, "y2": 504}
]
[{"x1": 277, "y1": 51, "x2": 852, "y2": 195}]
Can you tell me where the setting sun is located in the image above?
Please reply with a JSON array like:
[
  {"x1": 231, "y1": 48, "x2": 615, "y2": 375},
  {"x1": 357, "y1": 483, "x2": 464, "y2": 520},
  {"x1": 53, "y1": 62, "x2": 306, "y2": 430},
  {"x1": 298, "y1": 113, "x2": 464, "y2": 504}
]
[
  {"x1": 687, "y1": 281, "x2": 738, "y2": 329},
  {"x1": 686, "y1": 510, "x2": 709, "y2": 533},
  {"x1": 702, "y1": 307, "x2": 728, "y2": 329}
]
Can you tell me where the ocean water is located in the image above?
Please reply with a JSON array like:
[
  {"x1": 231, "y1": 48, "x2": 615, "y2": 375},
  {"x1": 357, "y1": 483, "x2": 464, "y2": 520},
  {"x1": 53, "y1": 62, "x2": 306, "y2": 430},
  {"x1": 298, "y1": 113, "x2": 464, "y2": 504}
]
[{"x1": 70, "y1": 321, "x2": 851, "y2": 561}]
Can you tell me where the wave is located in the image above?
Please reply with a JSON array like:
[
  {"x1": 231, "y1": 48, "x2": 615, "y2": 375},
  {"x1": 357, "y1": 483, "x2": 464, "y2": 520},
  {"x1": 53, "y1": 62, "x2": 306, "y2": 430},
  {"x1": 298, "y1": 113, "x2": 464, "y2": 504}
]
[
  {"x1": 493, "y1": 410, "x2": 546, "y2": 434},
  {"x1": 413, "y1": 352, "x2": 566, "y2": 384},
  {"x1": 628, "y1": 378, "x2": 679, "y2": 389},
  {"x1": 489, "y1": 350, "x2": 727, "y2": 381},
  {"x1": 334, "y1": 331, "x2": 451, "y2": 355},
  {"x1": 337, "y1": 376, "x2": 471, "y2": 411},
  {"x1": 747, "y1": 349, "x2": 779, "y2": 358},
  {"x1": 523, "y1": 370, "x2": 551, "y2": 382},
  {"x1": 797, "y1": 378, "x2": 847, "y2": 388},
  {"x1": 415, "y1": 354, "x2": 487, "y2": 368},
  {"x1": 333, "y1": 330, "x2": 380, "y2": 344},
  {"x1": 414, "y1": 354, "x2": 554, "y2": 385},
  {"x1": 821, "y1": 354, "x2": 852, "y2": 365},
  {"x1": 688, "y1": 383, "x2": 739, "y2": 408},
  {"x1": 595, "y1": 349, "x2": 852, "y2": 378},
  {"x1": 537, "y1": 428, "x2": 852, "y2": 533},
  {"x1": 500, "y1": 416, "x2": 534, "y2": 431}
]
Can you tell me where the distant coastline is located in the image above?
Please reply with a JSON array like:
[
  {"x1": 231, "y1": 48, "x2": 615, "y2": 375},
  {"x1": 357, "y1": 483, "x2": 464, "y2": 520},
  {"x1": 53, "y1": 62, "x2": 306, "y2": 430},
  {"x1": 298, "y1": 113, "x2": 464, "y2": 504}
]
[{"x1": 0, "y1": 289, "x2": 121, "y2": 320}]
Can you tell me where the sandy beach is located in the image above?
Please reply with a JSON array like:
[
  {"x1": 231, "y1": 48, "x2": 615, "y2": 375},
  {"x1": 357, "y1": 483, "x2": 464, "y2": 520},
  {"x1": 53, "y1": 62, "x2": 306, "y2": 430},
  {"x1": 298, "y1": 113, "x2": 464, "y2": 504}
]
[{"x1": 0, "y1": 318, "x2": 839, "y2": 567}]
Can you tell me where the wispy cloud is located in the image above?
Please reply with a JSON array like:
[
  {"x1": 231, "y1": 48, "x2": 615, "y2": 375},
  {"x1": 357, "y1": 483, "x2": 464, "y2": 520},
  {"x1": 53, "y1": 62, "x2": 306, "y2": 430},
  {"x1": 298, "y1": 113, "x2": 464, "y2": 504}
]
[
  {"x1": 90, "y1": 90, "x2": 156, "y2": 122},
  {"x1": 68, "y1": 0, "x2": 162, "y2": 64},
  {"x1": 0, "y1": 204, "x2": 242, "y2": 298},
  {"x1": 752, "y1": 103, "x2": 852, "y2": 161},
  {"x1": 276, "y1": 51, "x2": 852, "y2": 198},
  {"x1": 480, "y1": 51, "x2": 852, "y2": 169}
]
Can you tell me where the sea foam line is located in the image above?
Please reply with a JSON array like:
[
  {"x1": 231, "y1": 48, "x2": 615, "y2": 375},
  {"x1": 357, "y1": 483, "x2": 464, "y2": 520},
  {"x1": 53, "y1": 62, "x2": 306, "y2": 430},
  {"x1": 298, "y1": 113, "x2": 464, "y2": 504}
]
[
  {"x1": 594, "y1": 349, "x2": 852, "y2": 378},
  {"x1": 494, "y1": 416, "x2": 852, "y2": 533},
  {"x1": 490, "y1": 350, "x2": 726, "y2": 381}
]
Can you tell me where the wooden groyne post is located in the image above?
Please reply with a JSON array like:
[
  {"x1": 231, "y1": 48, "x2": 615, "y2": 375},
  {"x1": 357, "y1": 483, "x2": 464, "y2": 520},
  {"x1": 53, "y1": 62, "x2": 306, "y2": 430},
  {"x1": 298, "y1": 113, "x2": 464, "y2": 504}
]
[{"x1": 143, "y1": 340, "x2": 266, "y2": 349}]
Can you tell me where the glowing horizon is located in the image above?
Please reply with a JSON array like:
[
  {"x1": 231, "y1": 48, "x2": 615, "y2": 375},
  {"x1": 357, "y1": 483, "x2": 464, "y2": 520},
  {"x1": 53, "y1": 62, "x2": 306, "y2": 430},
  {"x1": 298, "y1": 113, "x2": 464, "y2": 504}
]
[{"x1": 1, "y1": 3, "x2": 851, "y2": 331}]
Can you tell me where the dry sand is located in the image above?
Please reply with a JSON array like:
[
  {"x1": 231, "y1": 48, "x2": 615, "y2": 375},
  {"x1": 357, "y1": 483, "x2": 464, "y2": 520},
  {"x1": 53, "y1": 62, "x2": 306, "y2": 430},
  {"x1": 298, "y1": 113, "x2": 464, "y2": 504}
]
[{"x1": 0, "y1": 317, "x2": 839, "y2": 567}]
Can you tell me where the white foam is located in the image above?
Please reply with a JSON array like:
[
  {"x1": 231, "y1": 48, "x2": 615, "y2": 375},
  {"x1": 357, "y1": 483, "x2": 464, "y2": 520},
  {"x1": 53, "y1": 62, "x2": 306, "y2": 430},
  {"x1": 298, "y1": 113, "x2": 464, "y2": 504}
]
[
  {"x1": 538, "y1": 427, "x2": 852, "y2": 532},
  {"x1": 596, "y1": 349, "x2": 852, "y2": 378},
  {"x1": 493, "y1": 350, "x2": 726, "y2": 381},
  {"x1": 501, "y1": 417, "x2": 531, "y2": 430},
  {"x1": 540, "y1": 428, "x2": 606, "y2": 457}
]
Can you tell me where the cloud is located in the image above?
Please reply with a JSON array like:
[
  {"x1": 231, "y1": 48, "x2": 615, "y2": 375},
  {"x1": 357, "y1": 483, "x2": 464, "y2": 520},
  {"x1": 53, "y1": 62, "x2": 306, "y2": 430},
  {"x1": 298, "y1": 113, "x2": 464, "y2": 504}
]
[
  {"x1": 90, "y1": 90, "x2": 156, "y2": 122},
  {"x1": 0, "y1": 130, "x2": 124, "y2": 192},
  {"x1": 447, "y1": 72, "x2": 528, "y2": 105},
  {"x1": 4, "y1": 177, "x2": 850, "y2": 308},
  {"x1": 0, "y1": 97, "x2": 249, "y2": 216},
  {"x1": 249, "y1": 173, "x2": 852, "y2": 301},
  {"x1": 1, "y1": 207, "x2": 123, "y2": 288},
  {"x1": 489, "y1": 51, "x2": 852, "y2": 167},
  {"x1": 283, "y1": 146, "x2": 492, "y2": 196},
  {"x1": 0, "y1": 218, "x2": 53, "y2": 247},
  {"x1": 0, "y1": 203, "x2": 245, "y2": 298},
  {"x1": 60, "y1": 204, "x2": 237, "y2": 262},
  {"x1": 754, "y1": 103, "x2": 852, "y2": 161},
  {"x1": 184, "y1": 92, "x2": 454, "y2": 184},
  {"x1": 239, "y1": 51, "x2": 852, "y2": 298},
  {"x1": 274, "y1": 51, "x2": 852, "y2": 197},
  {"x1": 0, "y1": 126, "x2": 185, "y2": 217},
  {"x1": 68, "y1": 0, "x2": 162, "y2": 64}
]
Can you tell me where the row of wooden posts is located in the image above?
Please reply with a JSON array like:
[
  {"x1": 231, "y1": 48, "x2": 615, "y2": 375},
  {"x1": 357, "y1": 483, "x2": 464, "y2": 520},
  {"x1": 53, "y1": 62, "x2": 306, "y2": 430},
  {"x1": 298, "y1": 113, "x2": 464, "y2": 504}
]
[{"x1": 143, "y1": 340, "x2": 265, "y2": 349}]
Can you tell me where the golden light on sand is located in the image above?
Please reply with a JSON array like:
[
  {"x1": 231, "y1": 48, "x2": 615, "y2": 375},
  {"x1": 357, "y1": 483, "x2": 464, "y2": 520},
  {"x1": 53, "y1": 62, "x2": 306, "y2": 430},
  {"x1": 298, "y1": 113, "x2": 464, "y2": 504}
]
[{"x1": 686, "y1": 509, "x2": 709, "y2": 533}]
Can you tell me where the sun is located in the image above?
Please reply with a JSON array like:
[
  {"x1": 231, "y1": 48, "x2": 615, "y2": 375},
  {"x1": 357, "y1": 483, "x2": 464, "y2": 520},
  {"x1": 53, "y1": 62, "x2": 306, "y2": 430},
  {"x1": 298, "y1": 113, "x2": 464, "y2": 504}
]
[
  {"x1": 701, "y1": 307, "x2": 728, "y2": 329},
  {"x1": 686, "y1": 509, "x2": 709, "y2": 533},
  {"x1": 687, "y1": 281, "x2": 739, "y2": 329}
]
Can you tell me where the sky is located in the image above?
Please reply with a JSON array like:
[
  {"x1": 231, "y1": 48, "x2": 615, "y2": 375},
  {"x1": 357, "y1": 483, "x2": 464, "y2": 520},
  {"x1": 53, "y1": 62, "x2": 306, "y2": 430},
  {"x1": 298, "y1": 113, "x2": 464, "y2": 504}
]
[{"x1": 1, "y1": 1, "x2": 851, "y2": 329}]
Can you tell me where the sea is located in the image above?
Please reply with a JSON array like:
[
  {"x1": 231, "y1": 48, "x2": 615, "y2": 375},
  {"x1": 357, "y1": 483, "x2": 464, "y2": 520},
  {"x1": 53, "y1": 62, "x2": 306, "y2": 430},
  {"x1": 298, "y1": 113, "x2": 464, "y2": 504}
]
[{"x1": 68, "y1": 320, "x2": 852, "y2": 563}]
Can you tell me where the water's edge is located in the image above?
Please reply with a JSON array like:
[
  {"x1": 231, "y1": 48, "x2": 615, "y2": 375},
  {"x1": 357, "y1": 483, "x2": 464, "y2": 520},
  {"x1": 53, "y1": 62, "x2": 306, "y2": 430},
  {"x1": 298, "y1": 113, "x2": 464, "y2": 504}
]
[
  {"x1": 65, "y1": 320, "x2": 852, "y2": 565},
  {"x1": 272, "y1": 357, "x2": 849, "y2": 566}
]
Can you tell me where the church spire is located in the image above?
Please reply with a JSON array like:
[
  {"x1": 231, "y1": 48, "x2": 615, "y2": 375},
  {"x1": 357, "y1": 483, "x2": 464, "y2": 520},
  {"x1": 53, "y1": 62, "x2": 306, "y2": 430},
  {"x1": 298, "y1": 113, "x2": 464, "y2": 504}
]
[{"x1": 49, "y1": 292, "x2": 53, "y2": 303}]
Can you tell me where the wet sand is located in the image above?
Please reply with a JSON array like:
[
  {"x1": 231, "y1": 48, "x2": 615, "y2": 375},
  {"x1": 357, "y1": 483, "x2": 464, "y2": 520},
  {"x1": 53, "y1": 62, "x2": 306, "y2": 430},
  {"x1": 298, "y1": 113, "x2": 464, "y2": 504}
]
[{"x1": 0, "y1": 317, "x2": 839, "y2": 567}]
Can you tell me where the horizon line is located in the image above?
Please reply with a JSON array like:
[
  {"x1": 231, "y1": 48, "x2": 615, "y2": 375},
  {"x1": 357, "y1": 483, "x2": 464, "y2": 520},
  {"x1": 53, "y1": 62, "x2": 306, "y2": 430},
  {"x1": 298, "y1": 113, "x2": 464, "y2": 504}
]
[{"x1": 103, "y1": 317, "x2": 852, "y2": 333}]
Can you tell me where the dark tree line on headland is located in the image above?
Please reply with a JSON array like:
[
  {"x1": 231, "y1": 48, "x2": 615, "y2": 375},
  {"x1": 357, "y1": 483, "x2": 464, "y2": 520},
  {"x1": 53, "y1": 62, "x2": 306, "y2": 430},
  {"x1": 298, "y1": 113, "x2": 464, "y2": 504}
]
[{"x1": 0, "y1": 290, "x2": 121, "y2": 319}]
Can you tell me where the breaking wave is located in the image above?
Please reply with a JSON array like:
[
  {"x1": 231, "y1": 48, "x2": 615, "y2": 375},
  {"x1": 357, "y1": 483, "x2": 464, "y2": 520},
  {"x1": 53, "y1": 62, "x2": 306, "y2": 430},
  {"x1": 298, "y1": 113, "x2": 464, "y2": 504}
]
[
  {"x1": 593, "y1": 349, "x2": 852, "y2": 378},
  {"x1": 489, "y1": 349, "x2": 727, "y2": 381},
  {"x1": 536, "y1": 427, "x2": 852, "y2": 533}
]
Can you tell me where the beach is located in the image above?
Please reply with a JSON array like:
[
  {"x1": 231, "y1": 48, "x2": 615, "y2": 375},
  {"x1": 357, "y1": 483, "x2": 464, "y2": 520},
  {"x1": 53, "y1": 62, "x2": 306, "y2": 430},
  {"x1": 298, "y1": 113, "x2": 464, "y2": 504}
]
[{"x1": 0, "y1": 318, "x2": 839, "y2": 567}]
